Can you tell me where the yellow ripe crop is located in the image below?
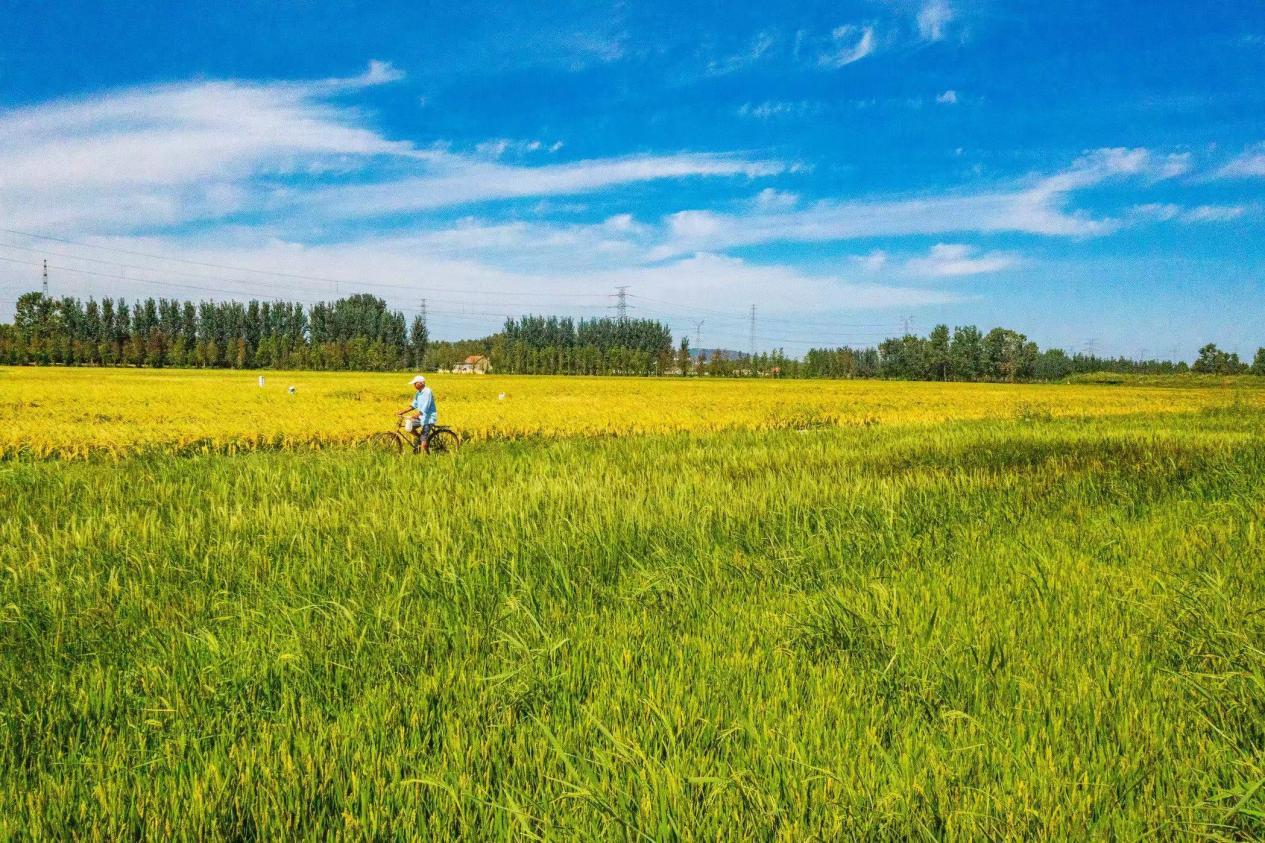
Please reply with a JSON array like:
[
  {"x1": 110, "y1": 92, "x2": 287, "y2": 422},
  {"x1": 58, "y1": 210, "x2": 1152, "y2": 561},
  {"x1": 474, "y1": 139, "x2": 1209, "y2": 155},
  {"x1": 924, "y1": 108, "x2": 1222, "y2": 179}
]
[{"x1": 1, "y1": 366, "x2": 1259, "y2": 459}]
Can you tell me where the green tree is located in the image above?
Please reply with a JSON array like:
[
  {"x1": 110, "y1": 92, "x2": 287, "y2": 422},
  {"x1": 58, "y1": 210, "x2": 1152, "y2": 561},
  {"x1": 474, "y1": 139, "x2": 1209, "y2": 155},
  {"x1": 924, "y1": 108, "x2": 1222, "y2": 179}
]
[
  {"x1": 927, "y1": 324, "x2": 951, "y2": 381},
  {"x1": 1034, "y1": 348, "x2": 1074, "y2": 381},
  {"x1": 1251, "y1": 348, "x2": 1265, "y2": 375},
  {"x1": 1192, "y1": 343, "x2": 1246, "y2": 375},
  {"x1": 410, "y1": 315, "x2": 429, "y2": 369}
]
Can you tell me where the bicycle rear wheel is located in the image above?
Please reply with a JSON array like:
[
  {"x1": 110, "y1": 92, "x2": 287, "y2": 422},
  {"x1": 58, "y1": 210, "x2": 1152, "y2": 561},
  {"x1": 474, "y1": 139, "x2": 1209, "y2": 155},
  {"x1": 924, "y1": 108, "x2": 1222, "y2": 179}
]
[
  {"x1": 366, "y1": 432, "x2": 406, "y2": 454},
  {"x1": 426, "y1": 428, "x2": 460, "y2": 455}
]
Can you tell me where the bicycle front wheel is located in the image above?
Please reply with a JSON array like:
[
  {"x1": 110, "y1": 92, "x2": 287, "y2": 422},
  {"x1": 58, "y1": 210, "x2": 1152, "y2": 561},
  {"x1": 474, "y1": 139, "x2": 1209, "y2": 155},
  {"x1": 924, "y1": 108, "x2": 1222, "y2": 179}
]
[
  {"x1": 426, "y1": 428, "x2": 460, "y2": 455},
  {"x1": 366, "y1": 432, "x2": 406, "y2": 454}
]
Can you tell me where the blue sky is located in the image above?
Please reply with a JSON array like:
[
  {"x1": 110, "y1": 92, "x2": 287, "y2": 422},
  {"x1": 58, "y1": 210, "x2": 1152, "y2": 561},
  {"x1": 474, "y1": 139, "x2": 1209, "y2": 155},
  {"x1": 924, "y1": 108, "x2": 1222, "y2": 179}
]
[{"x1": 1, "y1": 1, "x2": 1263, "y2": 357}]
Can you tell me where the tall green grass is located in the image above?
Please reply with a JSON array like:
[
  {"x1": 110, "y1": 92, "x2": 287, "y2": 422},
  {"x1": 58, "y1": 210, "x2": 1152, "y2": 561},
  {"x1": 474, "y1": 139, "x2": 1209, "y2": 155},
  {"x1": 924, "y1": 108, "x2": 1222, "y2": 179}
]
[{"x1": 2, "y1": 413, "x2": 1264, "y2": 839}]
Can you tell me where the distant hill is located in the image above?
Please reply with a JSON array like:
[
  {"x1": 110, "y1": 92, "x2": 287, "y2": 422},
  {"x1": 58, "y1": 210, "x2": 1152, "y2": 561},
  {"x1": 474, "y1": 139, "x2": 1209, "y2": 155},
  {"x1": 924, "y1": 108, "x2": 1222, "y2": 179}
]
[{"x1": 689, "y1": 348, "x2": 746, "y2": 361}]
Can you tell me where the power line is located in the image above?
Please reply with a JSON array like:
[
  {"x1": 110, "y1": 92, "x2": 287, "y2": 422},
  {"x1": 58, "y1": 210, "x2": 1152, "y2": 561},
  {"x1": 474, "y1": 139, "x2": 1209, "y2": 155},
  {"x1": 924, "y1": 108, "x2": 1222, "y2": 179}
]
[
  {"x1": 0, "y1": 228, "x2": 611, "y2": 301},
  {"x1": 2, "y1": 226, "x2": 955, "y2": 351},
  {"x1": 0, "y1": 243, "x2": 619, "y2": 315},
  {"x1": 0, "y1": 255, "x2": 524, "y2": 325},
  {"x1": 628, "y1": 292, "x2": 893, "y2": 330}
]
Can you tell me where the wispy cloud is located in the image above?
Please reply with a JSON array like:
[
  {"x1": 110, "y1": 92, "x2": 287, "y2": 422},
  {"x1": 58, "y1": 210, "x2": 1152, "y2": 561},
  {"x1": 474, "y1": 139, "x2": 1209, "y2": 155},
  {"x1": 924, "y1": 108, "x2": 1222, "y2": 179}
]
[
  {"x1": 0, "y1": 66, "x2": 785, "y2": 232},
  {"x1": 935, "y1": 90, "x2": 958, "y2": 105},
  {"x1": 1215, "y1": 147, "x2": 1265, "y2": 178},
  {"x1": 903, "y1": 243, "x2": 1018, "y2": 277},
  {"x1": 753, "y1": 188, "x2": 800, "y2": 211},
  {"x1": 916, "y1": 0, "x2": 955, "y2": 42},
  {"x1": 301, "y1": 153, "x2": 787, "y2": 220},
  {"x1": 473, "y1": 138, "x2": 563, "y2": 158},
  {"x1": 706, "y1": 30, "x2": 779, "y2": 76},
  {"x1": 1182, "y1": 204, "x2": 1247, "y2": 222},
  {"x1": 1132, "y1": 202, "x2": 1248, "y2": 223},
  {"x1": 736, "y1": 100, "x2": 822, "y2": 119},
  {"x1": 647, "y1": 148, "x2": 1194, "y2": 258},
  {"x1": 817, "y1": 25, "x2": 877, "y2": 68},
  {"x1": 0, "y1": 62, "x2": 418, "y2": 231}
]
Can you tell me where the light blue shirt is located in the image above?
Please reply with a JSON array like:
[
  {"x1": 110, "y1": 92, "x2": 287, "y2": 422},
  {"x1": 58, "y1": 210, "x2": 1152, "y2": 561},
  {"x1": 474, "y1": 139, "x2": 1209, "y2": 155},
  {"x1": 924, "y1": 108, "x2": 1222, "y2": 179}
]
[{"x1": 412, "y1": 386, "x2": 437, "y2": 425}]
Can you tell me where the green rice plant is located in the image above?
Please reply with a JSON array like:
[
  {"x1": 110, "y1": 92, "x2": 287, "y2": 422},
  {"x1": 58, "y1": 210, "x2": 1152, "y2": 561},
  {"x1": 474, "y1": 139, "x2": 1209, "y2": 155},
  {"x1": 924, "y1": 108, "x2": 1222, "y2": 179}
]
[{"x1": 1, "y1": 407, "x2": 1264, "y2": 838}]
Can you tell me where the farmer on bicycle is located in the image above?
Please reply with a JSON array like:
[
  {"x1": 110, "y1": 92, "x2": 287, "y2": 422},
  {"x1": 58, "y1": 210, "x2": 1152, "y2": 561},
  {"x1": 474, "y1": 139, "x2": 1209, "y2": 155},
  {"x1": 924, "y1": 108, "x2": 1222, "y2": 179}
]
[{"x1": 398, "y1": 375, "x2": 438, "y2": 452}]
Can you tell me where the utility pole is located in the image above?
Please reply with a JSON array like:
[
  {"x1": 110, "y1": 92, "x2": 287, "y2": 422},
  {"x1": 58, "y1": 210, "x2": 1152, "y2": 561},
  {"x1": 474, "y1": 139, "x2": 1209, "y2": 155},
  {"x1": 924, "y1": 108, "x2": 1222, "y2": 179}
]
[
  {"x1": 420, "y1": 298, "x2": 428, "y2": 327},
  {"x1": 749, "y1": 305, "x2": 756, "y2": 363},
  {"x1": 613, "y1": 285, "x2": 630, "y2": 321},
  {"x1": 42, "y1": 259, "x2": 48, "y2": 296},
  {"x1": 902, "y1": 315, "x2": 913, "y2": 335}
]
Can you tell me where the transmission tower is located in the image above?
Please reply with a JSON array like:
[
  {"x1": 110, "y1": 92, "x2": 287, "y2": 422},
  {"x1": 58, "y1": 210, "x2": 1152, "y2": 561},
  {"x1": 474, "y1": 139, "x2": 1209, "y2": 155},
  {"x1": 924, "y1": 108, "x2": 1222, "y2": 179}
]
[
  {"x1": 420, "y1": 298, "x2": 428, "y2": 326},
  {"x1": 42, "y1": 259, "x2": 48, "y2": 296},
  {"x1": 613, "y1": 286, "x2": 630, "y2": 321},
  {"x1": 693, "y1": 320, "x2": 704, "y2": 350}
]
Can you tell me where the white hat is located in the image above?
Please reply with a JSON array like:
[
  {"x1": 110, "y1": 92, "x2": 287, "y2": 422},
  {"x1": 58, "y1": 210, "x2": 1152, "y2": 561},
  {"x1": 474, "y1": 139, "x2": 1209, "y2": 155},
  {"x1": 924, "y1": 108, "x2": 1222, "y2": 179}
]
[{"x1": 409, "y1": 375, "x2": 426, "y2": 385}]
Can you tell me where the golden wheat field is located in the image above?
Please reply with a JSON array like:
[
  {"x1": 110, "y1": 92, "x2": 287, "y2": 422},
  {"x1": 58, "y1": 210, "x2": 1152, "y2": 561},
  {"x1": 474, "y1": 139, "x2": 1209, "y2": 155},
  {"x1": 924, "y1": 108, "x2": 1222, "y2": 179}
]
[{"x1": 1, "y1": 366, "x2": 1259, "y2": 458}]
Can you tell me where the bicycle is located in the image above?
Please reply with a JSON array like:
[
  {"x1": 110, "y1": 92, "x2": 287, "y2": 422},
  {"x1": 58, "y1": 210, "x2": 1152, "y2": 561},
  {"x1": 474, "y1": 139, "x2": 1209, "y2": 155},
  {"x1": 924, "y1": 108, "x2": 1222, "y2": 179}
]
[{"x1": 366, "y1": 418, "x2": 461, "y2": 455}]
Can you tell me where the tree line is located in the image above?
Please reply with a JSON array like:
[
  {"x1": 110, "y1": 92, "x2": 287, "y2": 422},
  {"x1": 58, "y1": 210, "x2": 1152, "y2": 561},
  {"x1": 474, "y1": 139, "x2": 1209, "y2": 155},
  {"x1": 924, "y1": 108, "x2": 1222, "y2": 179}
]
[
  {"x1": 3, "y1": 289, "x2": 1262, "y2": 380},
  {"x1": 491, "y1": 316, "x2": 676, "y2": 375},
  {"x1": 1, "y1": 291, "x2": 424, "y2": 370}
]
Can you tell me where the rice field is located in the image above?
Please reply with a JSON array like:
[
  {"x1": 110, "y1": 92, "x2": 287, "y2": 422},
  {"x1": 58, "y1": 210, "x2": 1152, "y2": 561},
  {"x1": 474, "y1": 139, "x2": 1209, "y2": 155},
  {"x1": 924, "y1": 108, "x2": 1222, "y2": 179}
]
[
  {"x1": 2, "y1": 367, "x2": 1264, "y2": 838},
  {"x1": 1, "y1": 367, "x2": 1261, "y2": 460}
]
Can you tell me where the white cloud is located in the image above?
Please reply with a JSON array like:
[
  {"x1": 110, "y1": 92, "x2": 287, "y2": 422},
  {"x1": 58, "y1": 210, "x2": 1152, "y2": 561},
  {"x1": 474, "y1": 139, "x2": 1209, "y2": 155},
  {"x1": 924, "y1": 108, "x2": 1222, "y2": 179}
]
[
  {"x1": 646, "y1": 148, "x2": 1186, "y2": 258},
  {"x1": 608, "y1": 252, "x2": 960, "y2": 313},
  {"x1": 1131, "y1": 203, "x2": 1182, "y2": 221},
  {"x1": 753, "y1": 188, "x2": 799, "y2": 210},
  {"x1": 736, "y1": 100, "x2": 821, "y2": 119},
  {"x1": 302, "y1": 153, "x2": 787, "y2": 220},
  {"x1": 0, "y1": 231, "x2": 961, "y2": 343},
  {"x1": 1216, "y1": 149, "x2": 1265, "y2": 179},
  {"x1": 917, "y1": 0, "x2": 955, "y2": 42},
  {"x1": 854, "y1": 250, "x2": 889, "y2": 272},
  {"x1": 0, "y1": 62, "x2": 418, "y2": 231},
  {"x1": 0, "y1": 68, "x2": 785, "y2": 233},
  {"x1": 1182, "y1": 204, "x2": 1246, "y2": 222},
  {"x1": 903, "y1": 243, "x2": 1018, "y2": 277},
  {"x1": 818, "y1": 25, "x2": 876, "y2": 68},
  {"x1": 1158, "y1": 152, "x2": 1192, "y2": 179},
  {"x1": 707, "y1": 30, "x2": 779, "y2": 75},
  {"x1": 473, "y1": 138, "x2": 555, "y2": 158},
  {"x1": 1131, "y1": 202, "x2": 1247, "y2": 223},
  {"x1": 341, "y1": 59, "x2": 406, "y2": 88},
  {"x1": 935, "y1": 90, "x2": 958, "y2": 105}
]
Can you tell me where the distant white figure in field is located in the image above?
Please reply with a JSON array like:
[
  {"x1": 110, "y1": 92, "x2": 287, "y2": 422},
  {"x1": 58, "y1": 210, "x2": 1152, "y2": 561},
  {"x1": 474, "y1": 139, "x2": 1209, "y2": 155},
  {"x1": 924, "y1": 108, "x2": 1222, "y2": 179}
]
[
  {"x1": 288, "y1": 385, "x2": 296, "y2": 395},
  {"x1": 498, "y1": 392, "x2": 506, "y2": 401},
  {"x1": 258, "y1": 376, "x2": 265, "y2": 388}
]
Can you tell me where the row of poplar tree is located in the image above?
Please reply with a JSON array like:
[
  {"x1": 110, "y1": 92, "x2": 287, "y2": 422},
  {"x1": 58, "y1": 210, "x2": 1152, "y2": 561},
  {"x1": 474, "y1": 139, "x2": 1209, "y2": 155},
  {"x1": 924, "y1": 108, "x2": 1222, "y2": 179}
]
[
  {"x1": 3, "y1": 289, "x2": 1246, "y2": 380},
  {"x1": 0, "y1": 291, "x2": 682, "y2": 374},
  {"x1": 0, "y1": 292, "x2": 423, "y2": 370}
]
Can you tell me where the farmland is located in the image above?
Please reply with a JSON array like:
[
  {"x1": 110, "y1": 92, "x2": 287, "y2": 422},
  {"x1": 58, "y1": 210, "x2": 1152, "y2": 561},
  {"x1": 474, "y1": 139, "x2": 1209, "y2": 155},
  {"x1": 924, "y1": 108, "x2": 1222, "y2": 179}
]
[
  {"x1": 2, "y1": 368, "x2": 1265, "y2": 838},
  {"x1": 2, "y1": 367, "x2": 1260, "y2": 459}
]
